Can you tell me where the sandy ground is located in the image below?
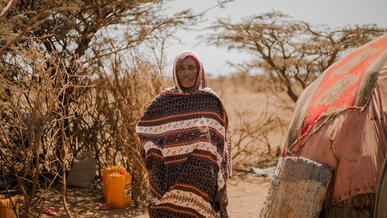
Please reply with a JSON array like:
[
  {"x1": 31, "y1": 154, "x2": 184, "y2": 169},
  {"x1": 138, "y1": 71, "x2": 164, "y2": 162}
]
[
  {"x1": 227, "y1": 175, "x2": 271, "y2": 217},
  {"x1": 35, "y1": 173, "x2": 271, "y2": 217}
]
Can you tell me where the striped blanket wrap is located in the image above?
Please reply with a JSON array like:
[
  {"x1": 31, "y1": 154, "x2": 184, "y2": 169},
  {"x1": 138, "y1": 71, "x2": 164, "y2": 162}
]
[{"x1": 136, "y1": 88, "x2": 231, "y2": 218}]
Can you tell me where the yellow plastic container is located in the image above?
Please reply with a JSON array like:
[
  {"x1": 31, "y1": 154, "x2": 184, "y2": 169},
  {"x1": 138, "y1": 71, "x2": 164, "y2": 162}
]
[
  {"x1": 103, "y1": 166, "x2": 125, "y2": 197},
  {"x1": 0, "y1": 195, "x2": 18, "y2": 218},
  {"x1": 104, "y1": 172, "x2": 132, "y2": 208}
]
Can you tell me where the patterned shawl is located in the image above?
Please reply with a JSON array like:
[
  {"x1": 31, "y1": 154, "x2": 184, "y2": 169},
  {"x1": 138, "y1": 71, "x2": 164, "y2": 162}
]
[{"x1": 136, "y1": 51, "x2": 231, "y2": 217}]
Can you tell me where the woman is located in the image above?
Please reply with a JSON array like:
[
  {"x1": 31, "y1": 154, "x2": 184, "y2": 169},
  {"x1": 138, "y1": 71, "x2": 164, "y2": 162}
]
[{"x1": 136, "y1": 51, "x2": 231, "y2": 218}]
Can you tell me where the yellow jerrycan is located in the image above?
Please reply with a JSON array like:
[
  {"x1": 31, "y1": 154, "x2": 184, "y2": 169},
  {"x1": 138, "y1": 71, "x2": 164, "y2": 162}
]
[
  {"x1": 103, "y1": 166, "x2": 125, "y2": 197},
  {"x1": 0, "y1": 195, "x2": 18, "y2": 218},
  {"x1": 103, "y1": 166, "x2": 132, "y2": 208}
]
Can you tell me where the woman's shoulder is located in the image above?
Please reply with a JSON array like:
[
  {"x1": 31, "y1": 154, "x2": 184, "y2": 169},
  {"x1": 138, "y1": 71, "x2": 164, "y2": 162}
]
[
  {"x1": 151, "y1": 88, "x2": 176, "y2": 101},
  {"x1": 198, "y1": 87, "x2": 220, "y2": 98},
  {"x1": 147, "y1": 88, "x2": 182, "y2": 107},
  {"x1": 196, "y1": 88, "x2": 223, "y2": 103}
]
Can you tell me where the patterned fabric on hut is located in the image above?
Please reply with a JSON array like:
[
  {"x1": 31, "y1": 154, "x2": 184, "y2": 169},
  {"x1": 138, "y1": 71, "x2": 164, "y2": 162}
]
[
  {"x1": 136, "y1": 51, "x2": 231, "y2": 218},
  {"x1": 283, "y1": 33, "x2": 387, "y2": 217}
]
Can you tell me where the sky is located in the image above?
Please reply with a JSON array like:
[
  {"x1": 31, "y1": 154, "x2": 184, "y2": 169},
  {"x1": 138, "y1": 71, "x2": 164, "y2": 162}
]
[{"x1": 163, "y1": 0, "x2": 387, "y2": 77}]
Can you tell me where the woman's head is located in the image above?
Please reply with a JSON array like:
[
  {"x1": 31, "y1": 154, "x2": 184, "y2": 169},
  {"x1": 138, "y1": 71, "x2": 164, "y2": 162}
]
[
  {"x1": 173, "y1": 51, "x2": 207, "y2": 92},
  {"x1": 176, "y1": 56, "x2": 199, "y2": 88}
]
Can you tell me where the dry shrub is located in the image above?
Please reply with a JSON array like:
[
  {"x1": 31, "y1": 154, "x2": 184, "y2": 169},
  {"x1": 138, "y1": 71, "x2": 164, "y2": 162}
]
[
  {"x1": 0, "y1": 44, "x2": 76, "y2": 216},
  {"x1": 0, "y1": 42, "x2": 166, "y2": 216},
  {"x1": 71, "y1": 54, "x2": 166, "y2": 205},
  {"x1": 211, "y1": 74, "x2": 293, "y2": 170},
  {"x1": 230, "y1": 94, "x2": 288, "y2": 169}
]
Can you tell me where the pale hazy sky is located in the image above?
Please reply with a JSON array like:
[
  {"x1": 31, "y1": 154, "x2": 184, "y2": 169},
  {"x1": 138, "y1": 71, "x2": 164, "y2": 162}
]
[{"x1": 164, "y1": 0, "x2": 387, "y2": 77}]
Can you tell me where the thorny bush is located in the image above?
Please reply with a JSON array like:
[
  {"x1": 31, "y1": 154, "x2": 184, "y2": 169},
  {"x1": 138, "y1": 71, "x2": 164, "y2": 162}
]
[{"x1": 0, "y1": 44, "x2": 166, "y2": 216}]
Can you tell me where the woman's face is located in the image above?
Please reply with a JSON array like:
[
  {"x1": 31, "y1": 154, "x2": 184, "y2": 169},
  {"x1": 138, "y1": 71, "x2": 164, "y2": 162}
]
[{"x1": 176, "y1": 57, "x2": 198, "y2": 89}]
